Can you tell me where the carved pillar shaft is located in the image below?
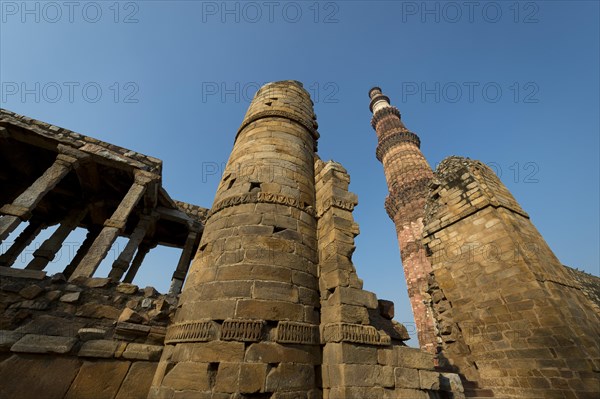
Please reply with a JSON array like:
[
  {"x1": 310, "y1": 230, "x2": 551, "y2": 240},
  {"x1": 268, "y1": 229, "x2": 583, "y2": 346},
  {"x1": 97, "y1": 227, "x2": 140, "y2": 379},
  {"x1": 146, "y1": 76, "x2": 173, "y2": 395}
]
[
  {"x1": 0, "y1": 147, "x2": 85, "y2": 242},
  {"x1": 108, "y1": 215, "x2": 154, "y2": 280},
  {"x1": 0, "y1": 219, "x2": 45, "y2": 267},
  {"x1": 122, "y1": 242, "x2": 154, "y2": 284},
  {"x1": 69, "y1": 171, "x2": 156, "y2": 281},
  {"x1": 62, "y1": 227, "x2": 101, "y2": 279},
  {"x1": 26, "y1": 208, "x2": 87, "y2": 271},
  {"x1": 168, "y1": 227, "x2": 201, "y2": 295}
]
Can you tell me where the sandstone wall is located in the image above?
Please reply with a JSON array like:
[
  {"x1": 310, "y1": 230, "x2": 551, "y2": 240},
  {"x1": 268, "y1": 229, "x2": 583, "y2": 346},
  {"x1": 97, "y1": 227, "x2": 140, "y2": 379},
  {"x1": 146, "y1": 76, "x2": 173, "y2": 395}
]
[
  {"x1": 423, "y1": 156, "x2": 600, "y2": 398},
  {"x1": 0, "y1": 267, "x2": 175, "y2": 399}
]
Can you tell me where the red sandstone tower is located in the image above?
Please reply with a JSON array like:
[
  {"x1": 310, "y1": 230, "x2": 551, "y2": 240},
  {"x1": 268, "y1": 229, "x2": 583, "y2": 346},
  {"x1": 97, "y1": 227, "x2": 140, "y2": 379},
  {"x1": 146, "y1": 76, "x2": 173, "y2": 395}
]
[{"x1": 369, "y1": 87, "x2": 437, "y2": 352}]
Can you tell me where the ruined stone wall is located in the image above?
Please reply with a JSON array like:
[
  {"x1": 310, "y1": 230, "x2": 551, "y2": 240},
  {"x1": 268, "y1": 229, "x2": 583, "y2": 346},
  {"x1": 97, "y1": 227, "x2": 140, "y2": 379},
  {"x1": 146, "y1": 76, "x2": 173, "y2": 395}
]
[
  {"x1": 423, "y1": 156, "x2": 600, "y2": 398},
  {"x1": 315, "y1": 159, "x2": 465, "y2": 399},
  {"x1": 0, "y1": 267, "x2": 175, "y2": 399}
]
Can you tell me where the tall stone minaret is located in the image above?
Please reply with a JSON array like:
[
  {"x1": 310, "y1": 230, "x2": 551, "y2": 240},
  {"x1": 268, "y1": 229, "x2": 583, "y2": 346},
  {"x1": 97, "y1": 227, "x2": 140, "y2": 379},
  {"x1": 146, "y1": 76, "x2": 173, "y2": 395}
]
[
  {"x1": 369, "y1": 87, "x2": 436, "y2": 352},
  {"x1": 149, "y1": 81, "x2": 321, "y2": 398}
]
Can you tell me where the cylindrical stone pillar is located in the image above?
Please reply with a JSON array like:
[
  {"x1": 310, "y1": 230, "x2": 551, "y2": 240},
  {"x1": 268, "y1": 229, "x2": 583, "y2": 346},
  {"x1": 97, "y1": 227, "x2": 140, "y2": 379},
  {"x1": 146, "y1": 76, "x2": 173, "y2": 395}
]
[
  {"x1": 150, "y1": 81, "x2": 321, "y2": 398},
  {"x1": 0, "y1": 219, "x2": 45, "y2": 267},
  {"x1": 369, "y1": 87, "x2": 437, "y2": 353}
]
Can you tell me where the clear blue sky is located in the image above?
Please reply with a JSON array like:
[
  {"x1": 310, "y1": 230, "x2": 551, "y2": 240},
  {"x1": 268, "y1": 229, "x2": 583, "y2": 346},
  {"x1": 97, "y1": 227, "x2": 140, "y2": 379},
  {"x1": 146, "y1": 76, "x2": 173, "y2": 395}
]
[{"x1": 1, "y1": 1, "x2": 598, "y2": 346}]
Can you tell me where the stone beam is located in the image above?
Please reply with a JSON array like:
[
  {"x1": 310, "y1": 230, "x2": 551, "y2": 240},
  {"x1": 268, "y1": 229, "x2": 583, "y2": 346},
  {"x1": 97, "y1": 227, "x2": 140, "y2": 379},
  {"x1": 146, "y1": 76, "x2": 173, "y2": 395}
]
[{"x1": 68, "y1": 170, "x2": 158, "y2": 281}]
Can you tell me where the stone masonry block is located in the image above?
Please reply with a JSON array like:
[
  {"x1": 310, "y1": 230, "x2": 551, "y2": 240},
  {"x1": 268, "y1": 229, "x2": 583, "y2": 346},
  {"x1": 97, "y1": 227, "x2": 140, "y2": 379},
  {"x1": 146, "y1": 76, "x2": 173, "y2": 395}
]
[
  {"x1": 322, "y1": 342, "x2": 378, "y2": 365},
  {"x1": 394, "y1": 367, "x2": 420, "y2": 389},
  {"x1": 393, "y1": 347, "x2": 434, "y2": 370},
  {"x1": 321, "y1": 304, "x2": 370, "y2": 324},
  {"x1": 326, "y1": 286, "x2": 378, "y2": 309},
  {"x1": 419, "y1": 370, "x2": 441, "y2": 390},
  {"x1": 245, "y1": 342, "x2": 319, "y2": 364},
  {"x1": 236, "y1": 299, "x2": 304, "y2": 321},
  {"x1": 265, "y1": 363, "x2": 315, "y2": 392},
  {"x1": 162, "y1": 362, "x2": 211, "y2": 392},
  {"x1": 78, "y1": 340, "x2": 119, "y2": 358},
  {"x1": 240, "y1": 363, "x2": 268, "y2": 393},
  {"x1": 186, "y1": 341, "x2": 244, "y2": 363},
  {"x1": 11, "y1": 334, "x2": 77, "y2": 354},
  {"x1": 122, "y1": 343, "x2": 163, "y2": 361},
  {"x1": 65, "y1": 360, "x2": 131, "y2": 399}
]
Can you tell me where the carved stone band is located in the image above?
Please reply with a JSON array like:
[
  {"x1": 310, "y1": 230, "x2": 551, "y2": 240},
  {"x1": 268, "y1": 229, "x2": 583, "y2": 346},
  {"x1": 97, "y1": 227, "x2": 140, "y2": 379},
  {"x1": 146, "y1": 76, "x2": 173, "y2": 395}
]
[
  {"x1": 221, "y1": 319, "x2": 265, "y2": 342},
  {"x1": 165, "y1": 320, "x2": 219, "y2": 344},
  {"x1": 207, "y1": 191, "x2": 315, "y2": 219},
  {"x1": 316, "y1": 197, "x2": 357, "y2": 218},
  {"x1": 165, "y1": 319, "x2": 320, "y2": 345},
  {"x1": 321, "y1": 323, "x2": 391, "y2": 346},
  {"x1": 276, "y1": 321, "x2": 320, "y2": 345}
]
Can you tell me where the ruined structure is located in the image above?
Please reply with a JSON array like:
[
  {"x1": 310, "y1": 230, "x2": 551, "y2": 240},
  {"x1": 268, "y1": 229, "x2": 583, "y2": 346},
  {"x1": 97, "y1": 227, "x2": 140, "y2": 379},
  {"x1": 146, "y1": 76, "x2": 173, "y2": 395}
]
[
  {"x1": 0, "y1": 81, "x2": 597, "y2": 398},
  {"x1": 370, "y1": 88, "x2": 600, "y2": 398}
]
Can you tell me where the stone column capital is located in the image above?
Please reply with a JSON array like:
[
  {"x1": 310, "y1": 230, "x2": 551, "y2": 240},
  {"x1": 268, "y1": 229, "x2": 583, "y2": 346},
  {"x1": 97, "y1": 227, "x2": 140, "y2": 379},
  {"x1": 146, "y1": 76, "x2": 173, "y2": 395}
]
[
  {"x1": 134, "y1": 170, "x2": 160, "y2": 185},
  {"x1": 57, "y1": 144, "x2": 90, "y2": 169}
]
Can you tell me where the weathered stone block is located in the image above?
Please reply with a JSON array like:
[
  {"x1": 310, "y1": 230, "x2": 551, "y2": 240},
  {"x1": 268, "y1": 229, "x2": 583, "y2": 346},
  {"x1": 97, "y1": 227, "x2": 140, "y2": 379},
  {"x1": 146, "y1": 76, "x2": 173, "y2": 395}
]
[
  {"x1": 265, "y1": 363, "x2": 315, "y2": 391},
  {"x1": 240, "y1": 363, "x2": 268, "y2": 393},
  {"x1": 123, "y1": 343, "x2": 163, "y2": 361},
  {"x1": 182, "y1": 341, "x2": 245, "y2": 363},
  {"x1": 322, "y1": 342, "x2": 378, "y2": 365},
  {"x1": 11, "y1": 334, "x2": 77, "y2": 354},
  {"x1": 236, "y1": 299, "x2": 304, "y2": 321},
  {"x1": 0, "y1": 267, "x2": 46, "y2": 280},
  {"x1": 0, "y1": 354, "x2": 81, "y2": 399},
  {"x1": 119, "y1": 307, "x2": 144, "y2": 323},
  {"x1": 16, "y1": 315, "x2": 84, "y2": 337},
  {"x1": 253, "y1": 281, "x2": 299, "y2": 302},
  {"x1": 246, "y1": 342, "x2": 319, "y2": 364},
  {"x1": 65, "y1": 360, "x2": 131, "y2": 399},
  {"x1": 321, "y1": 304, "x2": 370, "y2": 324},
  {"x1": 116, "y1": 283, "x2": 139, "y2": 294},
  {"x1": 115, "y1": 361, "x2": 158, "y2": 399},
  {"x1": 394, "y1": 347, "x2": 434, "y2": 370},
  {"x1": 19, "y1": 285, "x2": 44, "y2": 299},
  {"x1": 79, "y1": 340, "x2": 118, "y2": 358},
  {"x1": 378, "y1": 300, "x2": 394, "y2": 319},
  {"x1": 327, "y1": 287, "x2": 378, "y2": 309},
  {"x1": 394, "y1": 367, "x2": 420, "y2": 389},
  {"x1": 60, "y1": 291, "x2": 81, "y2": 303},
  {"x1": 383, "y1": 388, "x2": 429, "y2": 399},
  {"x1": 419, "y1": 370, "x2": 440, "y2": 390},
  {"x1": 76, "y1": 303, "x2": 121, "y2": 319},
  {"x1": 214, "y1": 362, "x2": 241, "y2": 393},
  {"x1": 84, "y1": 277, "x2": 112, "y2": 288},
  {"x1": 161, "y1": 362, "x2": 210, "y2": 391}
]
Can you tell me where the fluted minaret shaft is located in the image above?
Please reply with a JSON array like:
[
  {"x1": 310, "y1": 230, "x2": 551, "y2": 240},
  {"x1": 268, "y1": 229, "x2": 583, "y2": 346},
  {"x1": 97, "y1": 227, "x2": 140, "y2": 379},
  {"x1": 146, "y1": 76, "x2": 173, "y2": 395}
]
[
  {"x1": 369, "y1": 87, "x2": 437, "y2": 353},
  {"x1": 150, "y1": 81, "x2": 321, "y2": 398}
]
